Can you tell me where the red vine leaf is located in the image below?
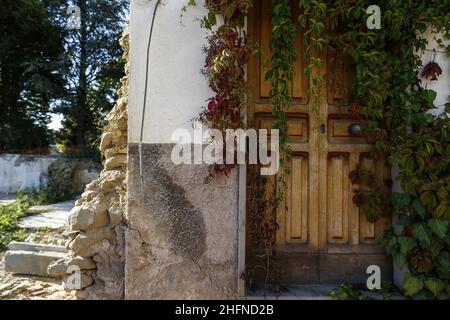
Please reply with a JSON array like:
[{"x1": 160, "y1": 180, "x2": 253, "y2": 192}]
[
  {"x1": 421, "y1": 62, "x2": 442, "y2": 81},
  {"x1": 409, "y1": 249, "x2": 433, "y2": 273}
]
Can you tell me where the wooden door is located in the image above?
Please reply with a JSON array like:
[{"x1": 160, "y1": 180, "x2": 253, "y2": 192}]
[{"x1": 247, "y1": 0, "x2": 392, "y2": 285}]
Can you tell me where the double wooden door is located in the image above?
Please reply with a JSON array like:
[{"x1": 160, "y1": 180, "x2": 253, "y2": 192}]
[{"x1": 247, "y1": 1, "x2": 392, "y2": 284}]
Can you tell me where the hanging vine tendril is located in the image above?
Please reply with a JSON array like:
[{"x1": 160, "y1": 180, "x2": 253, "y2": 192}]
[{"x1": 266, "y1": 0, "x2": 297, "y2": 203}]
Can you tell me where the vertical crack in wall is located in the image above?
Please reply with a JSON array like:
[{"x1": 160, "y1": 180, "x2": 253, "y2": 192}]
[{"x1": 46, "y1": 26, "x2": 130, "y2": 300}]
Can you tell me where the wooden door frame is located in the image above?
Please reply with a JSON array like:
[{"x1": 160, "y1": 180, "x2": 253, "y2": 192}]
[
  {"x1": 238, "y1": 1, "x2": 393, "y2": 296},
  {"x1": 240, "y1": 1, "x2": 322, "y2": 289}
]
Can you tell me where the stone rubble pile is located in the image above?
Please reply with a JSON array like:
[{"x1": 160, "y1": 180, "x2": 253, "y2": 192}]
[{"x1": 48, "y1": 27, "x2": 130, "y2": 300}]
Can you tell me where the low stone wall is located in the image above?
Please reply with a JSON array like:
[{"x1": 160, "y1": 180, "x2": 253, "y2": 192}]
[
  {"x1": 47, "y1": 158, "x2": 101, "y2": 195},
  {"x1": 0, "y1": 154, "x2": 58, "y2": 193},
  {"x1": 0, "y1": 154, "x2": 100, "y2": 194},
  {"x1": 49, "y1": 27, "x2": 130, "y2": 300}
]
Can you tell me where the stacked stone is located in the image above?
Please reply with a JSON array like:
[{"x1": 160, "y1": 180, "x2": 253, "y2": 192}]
[{"x1": 47, "y1": 27, "x2": 130, "y2": 300}]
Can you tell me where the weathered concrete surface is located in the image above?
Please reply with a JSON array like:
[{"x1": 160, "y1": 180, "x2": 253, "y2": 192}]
[
  {"x1": 125, "y1": 144, "x2": 239, "y2": 299},
  {"x1": 4, "y1": 250, "x2": 66, "y2": 278},
  {"x1": 7, "y1": 242, "x2": 67, "y2": 253}
]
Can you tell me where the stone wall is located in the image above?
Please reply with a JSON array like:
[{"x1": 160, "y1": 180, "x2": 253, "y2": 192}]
[
  {"x1": 47, "y1": 27, "x2": 130, "y2": 300},
  {"x1": 47, "y1": 158, "x2": 101, "y2": 195},
  {"x1": 0, "y1": 154, "x2": 99, "y2": 194},
  {"x1": 0, "y1": 154, "x2": 58, "y2": 193}
]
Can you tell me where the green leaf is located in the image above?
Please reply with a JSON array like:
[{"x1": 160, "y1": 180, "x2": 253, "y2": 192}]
[
  {"x1": 397, "y1": 213, "x2": 413, "y2": 225},
  {"x1": 425, "y1": 278, "x2": 445, "y2": 297},
  {"x1": 398, "y1": 236, "x2": 417, "y2": 255},
  {"x1": 207, "y1": 11, "x2": 217, "y2": 26},
  {"x1": 428, "y1": 219, "x2": 449, "y2": 239},
  {"x1": 422, "y1": 89, "x2": 437, "y2": 104},
  {"x1": 412, "y1": 223, "x2": 431, "y2": 246},
  {"x1": 391, "y1": 193, "x2": 411, "y2": 211},
  {"x1": 404, "y1": 273, "x2": 424, "y2": 296},
  {"x1": 224, "y1": 6, "x2": 234, "y2": 19},
  {"x1": 429, "y1": 239, "x2": 444, "y2": 257},
  {"x1": 405, "y1": 156, "x2": 414, "y2": 173},
  {"x1": 412, "y1": 199, "x2": 426, "y2": 218},
  {"x1": 437, "y1": 251, "x2": 450, "y2": 270},
  {"x1": 393, "y1": 253, "x2": 407, "y2": 268}
]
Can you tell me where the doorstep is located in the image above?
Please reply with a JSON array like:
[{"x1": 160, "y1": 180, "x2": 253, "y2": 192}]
[
  {"x1": 245, "y1": 284, "x2": 338, "y2": 300},
  {"x1": 244, "y1": 284, "x2": 405, "y2": 300}
]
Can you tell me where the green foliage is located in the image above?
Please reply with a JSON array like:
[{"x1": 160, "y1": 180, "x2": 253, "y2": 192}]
[
  {"x1": 330, "y1": 282, "x2": 398, "y2": 300},
  {"x1": 403, "y1": 272, "x2": 425, "y2": 297},
  {"x1": 1, "y1": 0, "x2": 128, "y2": 152},
  {"x1": 329, "y1": 284, "x2": 371, "y2": 300},
  {"x1": 195, "y1": 0, "x2": 253, "y2": 175},
  {"x1": 0, "y1": 0, "x2": 65, "y2": 151},
  {"x1": 44, "y1": 0, "x2": 128, "y2": 149},
  {"x1": 0, "y1": 188, "x2": 71, "y2": 251},
  {"x1": 298, "y1": 0, "x2": 450, "y2": 299},
  {"x1": 299, "y1": 0, "x2": 327, "y2": 112},
  {"x1": 266, "y1": 0, "x2": 298, "y2": 200},
  {"x1": 0, "y1": 195, "x2": 32, "y2": 251},
  {"x1": 27, "y1": 187, "x2": 74, "y2": 206}
]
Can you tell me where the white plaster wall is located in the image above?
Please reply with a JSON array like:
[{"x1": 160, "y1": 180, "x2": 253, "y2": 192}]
[
  {"x1": 420, "y1": 31, "x2": 450, "y2": 115},
  {"x1": 129, "y1": 0, "x2": 211, "y2": 144},
  {"x1": 0, "y1": 154, "x2": 59, "y2": 193}
]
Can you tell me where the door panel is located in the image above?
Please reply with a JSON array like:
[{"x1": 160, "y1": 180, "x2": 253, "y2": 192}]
[
  {"x1": 254, "y1": 0, "x2": 308, "y2": 105},
  {"x1": 247, "y1": 0, "x2": 392, "y2": 285},
  {"x1": 327, "y1": 153, "x2": 350, "y2": 244},
  {"x1": 326, "y1": 47, "x2": 354, "y2": 105},
  {"x1": 286, "y1": 155, "x2": 309, "y2": 244}
]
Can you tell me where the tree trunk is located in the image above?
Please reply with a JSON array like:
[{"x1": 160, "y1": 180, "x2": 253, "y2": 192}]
[{"x1": 75, "y1": 0, "x2": 87, "y2": 147}]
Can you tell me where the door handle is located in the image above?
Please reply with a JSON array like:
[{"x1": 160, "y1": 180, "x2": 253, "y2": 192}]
[
  {"x1": 320, "y1": 123, "x2": 326, "y2": 134},
  {"x1": 348, "y1": 123, "x2": 362, "y2": 136}
]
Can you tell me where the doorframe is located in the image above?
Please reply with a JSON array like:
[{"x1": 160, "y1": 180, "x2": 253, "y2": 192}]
[
  {"x1": 235, "y1": 3, "x2": 391, "y2": 296},
  {"x1": 237, "y1": 163, "x2": 247, "y2": 297}
]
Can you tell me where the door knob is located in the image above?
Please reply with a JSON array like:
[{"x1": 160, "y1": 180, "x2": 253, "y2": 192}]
[{"x1": 348, "y1": 123, "x2": 362, "y2": 136}]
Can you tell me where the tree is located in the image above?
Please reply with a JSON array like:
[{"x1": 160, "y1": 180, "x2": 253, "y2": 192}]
[
  {"x1": 44, "y1": 0, "x2": 128, "y2": 149},
  {"x1": 0, "y1": 0, "x2": 65, "y2": 151}
]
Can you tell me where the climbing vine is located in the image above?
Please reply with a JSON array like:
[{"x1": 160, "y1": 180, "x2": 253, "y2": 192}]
[
  {"x1": 306, "y1": 0, "x2": 450, "y2": 300},
  {"x1": 266, "y1": 0, "x2": 297, "y2": 201},
  {"x1": 299, "y1": 0, "x2": 327, "y2": 115},
  {"x1": 189, "y1": 0, "x2": 253, "y2": 176},
  {"x1": 186, "y1": 0, "x2": 450, "y2": 299}
]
